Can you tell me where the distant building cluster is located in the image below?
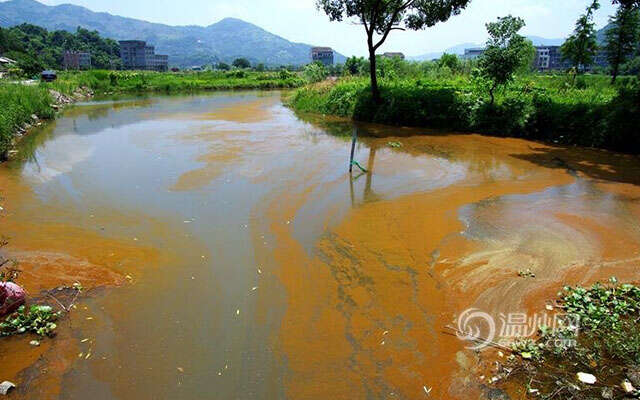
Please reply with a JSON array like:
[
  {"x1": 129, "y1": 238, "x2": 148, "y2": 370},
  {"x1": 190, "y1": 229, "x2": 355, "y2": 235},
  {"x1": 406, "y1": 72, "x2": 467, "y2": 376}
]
[
  {"x1": 311, "y1": 47, "x2": 334, "y2": 66},
  {"x1": 119, "y1": 40, "x2": 169, "y2": 72},
  {"x1": 463, "y1": 48, "x2": 485, "y2": 60},
  {"x1": 63, "y1": 51, "x2": 92, "y2": 70},
  {"x1": 382, "y1": 52, "x2": 405, "y2": 60},
  {"x1": 463, "y1": 45, "x2": 609, "y2": 71}
]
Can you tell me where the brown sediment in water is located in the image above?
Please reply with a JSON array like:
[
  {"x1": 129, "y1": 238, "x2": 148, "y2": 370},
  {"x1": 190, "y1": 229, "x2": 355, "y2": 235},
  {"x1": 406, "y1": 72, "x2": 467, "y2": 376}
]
[
  {"x1": 198, "y1": 96, "x2": 277, "y2": 123},
  {"x1": 246, "y1": 129, "x2": 640, "y2": 399},
  {"x1": 0, "y1": 169, "x2": 180, "y2": 398},
  {"x1": 250, "y1": 134, "x2": 586, "y2": 398},
  {"x1": 3, "y1": 93, "x2": 640, "y2": 399}
]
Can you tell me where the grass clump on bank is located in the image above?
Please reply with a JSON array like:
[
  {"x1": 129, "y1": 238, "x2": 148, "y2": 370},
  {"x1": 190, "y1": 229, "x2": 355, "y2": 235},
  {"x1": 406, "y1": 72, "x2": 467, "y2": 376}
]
[
  {"x1": 0, "y1": 84, "x2": 54, "y2": 158},
  {"x1": 504, "y1": 279, "x2": 640, "y2": 399},
  {"x1": 51, "y1": 69, "x2": 305, "y2": 95},
  {"x1": 288, "y1": 74, "x2": 640, "y2": 154}
]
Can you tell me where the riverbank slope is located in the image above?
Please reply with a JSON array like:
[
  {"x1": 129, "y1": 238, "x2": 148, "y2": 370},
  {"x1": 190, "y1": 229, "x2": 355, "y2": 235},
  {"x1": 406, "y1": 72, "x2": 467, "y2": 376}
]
[{"x1": 287, "y1": 75, "x2": 640, "y2": 154}]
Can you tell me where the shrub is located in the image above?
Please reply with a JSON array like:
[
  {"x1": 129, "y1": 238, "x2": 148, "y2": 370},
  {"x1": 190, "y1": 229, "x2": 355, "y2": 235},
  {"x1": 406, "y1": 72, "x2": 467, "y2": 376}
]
[{"x1": 303, "y1": 62, "x2": 329, "y2": 83}]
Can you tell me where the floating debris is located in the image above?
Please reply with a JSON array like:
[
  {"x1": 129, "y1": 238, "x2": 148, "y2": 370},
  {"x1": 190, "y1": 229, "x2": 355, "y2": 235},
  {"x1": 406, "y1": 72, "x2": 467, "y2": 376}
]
[
  {"x1": 388, "y1": 141, "x2": 403, "y2": 148},
  {"x1": 177, "y1": 367, "x2": 184, "y2": 373},
  {"x1": 518, "y1": 269, "x2": 536, "y2": 278},
  {"x1": 236, "y1": 309, "x2": 240, "y2": 316},
  {"x1": 251, "y1": 287, "x2": 258, "y2": 291},
  {"x1": 622, "y1": 380, "x2": 635, "y2": 393},
  {"x1": 577, "y1": 372, "x2": 597, "y2": 385},
  {"x1": 29, "y1": 340, "x2": 40, "y2": 346},
  {"x1": 0, "y1": 381, "x2": 15, "y2": 396}
]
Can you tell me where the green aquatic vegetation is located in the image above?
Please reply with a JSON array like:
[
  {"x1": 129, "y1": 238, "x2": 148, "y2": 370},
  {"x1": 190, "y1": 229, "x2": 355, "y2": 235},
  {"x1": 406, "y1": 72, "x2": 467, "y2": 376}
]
[{"x1": 0, "y1": 305, "x2": 60, "y2": 337}]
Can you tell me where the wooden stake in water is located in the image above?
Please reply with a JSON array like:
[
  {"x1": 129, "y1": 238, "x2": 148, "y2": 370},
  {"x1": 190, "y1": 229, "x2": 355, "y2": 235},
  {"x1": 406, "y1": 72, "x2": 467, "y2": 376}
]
[
  {"x1": 349, "y1": 127, "x2": 357, "y2": 173},
  {"x1": 348, "y1": 128, "x2": 368, "y2": 173}
]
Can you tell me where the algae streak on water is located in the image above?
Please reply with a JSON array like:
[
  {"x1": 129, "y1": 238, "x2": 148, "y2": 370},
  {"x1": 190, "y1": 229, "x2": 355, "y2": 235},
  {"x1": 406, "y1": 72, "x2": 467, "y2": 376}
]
[{"x1": 0, "y1": 91, "x2": 640, "y2": 399}]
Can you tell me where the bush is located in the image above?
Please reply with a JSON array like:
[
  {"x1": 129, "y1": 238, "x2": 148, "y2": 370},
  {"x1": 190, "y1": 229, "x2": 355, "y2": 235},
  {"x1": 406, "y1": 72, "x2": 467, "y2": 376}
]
[
  {"x1": 303, "y1": 62, "x2": 329, "y2": 83},
  {"x1": 607, "y1": 84, "x2": 640, "y2": 153}
]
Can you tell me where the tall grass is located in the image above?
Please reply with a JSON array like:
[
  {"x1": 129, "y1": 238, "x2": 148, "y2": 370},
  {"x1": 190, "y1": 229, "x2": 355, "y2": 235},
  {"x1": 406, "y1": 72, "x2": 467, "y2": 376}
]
[
  {"x1": 50, "y1": 70, "x2": 305, "y2": 94},
  {"x1": 0, "y1": 84, "x2": 54, "y2": 157}
]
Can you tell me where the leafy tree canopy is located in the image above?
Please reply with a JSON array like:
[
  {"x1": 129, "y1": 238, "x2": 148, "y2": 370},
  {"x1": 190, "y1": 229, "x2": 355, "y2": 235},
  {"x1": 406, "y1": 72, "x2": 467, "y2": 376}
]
[
  {"x1": 478, "y1": 15, "x2": 531, "y2": 104},
  {"x1": 561, "y1": 0, "x2": 601, "y2": 72},
  {"x1": 316, "y1": 0, "x2": 472, "y2": 102},
  {"x1": 232, "y1": 58, "x2": 251, "y2": 69},
  {"x1": 605, "y1": 5, "x2": 640, "y2": 82},
  {"x1": 0, "y1": 24, "x2": 121, "y2": 76}
]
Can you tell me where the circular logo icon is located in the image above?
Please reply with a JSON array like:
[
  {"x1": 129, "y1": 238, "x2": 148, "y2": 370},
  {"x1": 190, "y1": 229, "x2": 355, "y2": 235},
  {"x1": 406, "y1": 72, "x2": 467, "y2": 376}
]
[{"x1": 455, "y1": 308, "x2": 496, "y2": 350}]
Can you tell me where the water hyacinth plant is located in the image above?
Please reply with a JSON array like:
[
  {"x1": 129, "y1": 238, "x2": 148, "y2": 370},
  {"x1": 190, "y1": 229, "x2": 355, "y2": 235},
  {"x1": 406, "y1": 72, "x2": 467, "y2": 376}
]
[{"x1": 0, "y1": 304, "x2": 60, "y2": 337}]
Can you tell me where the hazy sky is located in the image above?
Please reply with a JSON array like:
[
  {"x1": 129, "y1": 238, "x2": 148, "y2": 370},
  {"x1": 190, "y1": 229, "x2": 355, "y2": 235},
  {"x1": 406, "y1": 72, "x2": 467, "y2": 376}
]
[{"x1": 35, "y1": 0, "x2": 617, "y2": 56}]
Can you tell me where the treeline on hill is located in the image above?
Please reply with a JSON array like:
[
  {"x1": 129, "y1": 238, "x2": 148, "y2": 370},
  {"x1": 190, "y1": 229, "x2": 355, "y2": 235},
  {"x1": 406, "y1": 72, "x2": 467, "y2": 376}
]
[{"x1": 0, "y1": 24, "x2": 122, "y2": 76}]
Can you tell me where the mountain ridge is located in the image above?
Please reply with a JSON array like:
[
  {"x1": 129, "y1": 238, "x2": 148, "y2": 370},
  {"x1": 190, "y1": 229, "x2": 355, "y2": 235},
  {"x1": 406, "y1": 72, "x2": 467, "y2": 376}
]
[{"x1": 0, "y1": 0, "x2": 346, "y2": 67}]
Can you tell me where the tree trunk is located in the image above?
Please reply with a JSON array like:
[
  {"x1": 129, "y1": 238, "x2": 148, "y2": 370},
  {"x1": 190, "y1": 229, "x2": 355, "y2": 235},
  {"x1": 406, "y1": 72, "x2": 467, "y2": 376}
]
[
  {"x1": 611, "y1": 64, "x2": 619, "y2": 84},
  {"x1": 368, "y1": 45, "x2": 381, "y2": 104}
]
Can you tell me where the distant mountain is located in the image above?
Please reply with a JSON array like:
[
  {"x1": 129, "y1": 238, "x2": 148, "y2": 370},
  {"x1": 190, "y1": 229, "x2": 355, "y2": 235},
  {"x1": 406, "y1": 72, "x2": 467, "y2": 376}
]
[{"x1": 0, "y1": 0, "x2": 346, "y2": 67}]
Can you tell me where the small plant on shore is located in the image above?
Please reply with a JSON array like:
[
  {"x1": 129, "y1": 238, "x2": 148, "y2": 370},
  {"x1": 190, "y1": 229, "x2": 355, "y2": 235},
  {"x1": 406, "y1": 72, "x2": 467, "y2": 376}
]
[{"x1": 0, "y1": 305, "x2": 60, "y2": 338}]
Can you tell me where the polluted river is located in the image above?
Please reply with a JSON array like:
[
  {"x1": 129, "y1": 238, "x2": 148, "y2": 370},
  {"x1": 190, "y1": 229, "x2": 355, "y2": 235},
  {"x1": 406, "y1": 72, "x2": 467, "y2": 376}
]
[{"x1": 1, "y1": 91, "x2": 640, "y2": 399}]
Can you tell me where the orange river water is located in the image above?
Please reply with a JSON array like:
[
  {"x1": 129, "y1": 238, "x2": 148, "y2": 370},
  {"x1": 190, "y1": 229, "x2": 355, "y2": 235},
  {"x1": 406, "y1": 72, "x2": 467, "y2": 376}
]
[{"x1": 0, "y1": 91, "x2": 639, "y2": 399}]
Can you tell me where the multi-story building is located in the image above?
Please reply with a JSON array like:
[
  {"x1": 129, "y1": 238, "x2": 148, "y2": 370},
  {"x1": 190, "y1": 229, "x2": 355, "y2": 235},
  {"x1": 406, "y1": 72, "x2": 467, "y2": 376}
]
[
  {"x1": 463, "y1": 48, "x2": 485, "y2": 60},
  {"x1": 63, "y1": 51, "x2": 91, "y2": 70},
  {"x1": 463, "y1": 45, "x2": 608, "y2": 71},
  {"x1": 311, "y1": 47, "x2": 334, "y2": 66},
  {"x1": 150, "y1": 55, "x2": 169, "y2": 72},
  {"x1": 533, "y1": 46, "x2": 572, "y2": 71},
  {"x1": 119, "y1": 40, "x2": 169, "y2": 71},
  {"x1": 382, "y1": 52, "x2": 405, "y2": 60}
]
